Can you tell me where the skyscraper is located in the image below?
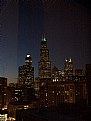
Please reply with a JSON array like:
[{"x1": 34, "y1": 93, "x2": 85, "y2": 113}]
[
  {"x1": 64, "y1": 58, "x2": 73, "y2": 76},
  {"x1": 18, "y1": 54, "x2": 34, "y2": 87},
  {"x1": 38, "y1": 35, "x2": 51, "y2": 79},
  {"x1": 38, "y1": 35, "x2": 51, "y2": 107}
]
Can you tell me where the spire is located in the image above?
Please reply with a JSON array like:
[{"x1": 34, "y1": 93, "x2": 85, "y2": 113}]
[{"x1": 42, "y1": 33, "x2": 46, "y2": 41}]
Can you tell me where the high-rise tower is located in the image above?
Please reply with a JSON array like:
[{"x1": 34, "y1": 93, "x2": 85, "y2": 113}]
[
  {"x1": 18, "y1": 54, "x2": 34, "y2": 87},
  {"x1": 38, "y1": 35, "x2": 51, "y2": 79},
  {"x1": 64, "y1": 58, "x2": 73, "y2": 76}
]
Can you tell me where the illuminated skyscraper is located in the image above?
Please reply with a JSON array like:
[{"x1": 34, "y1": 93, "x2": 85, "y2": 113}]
[
  {"x1": 0, "y1": 77, "x2": 7, "y2": 109},
  {"x1": 64, "y1": 58, "x2": 73, "y2": 76},
  {"x1": 38, "y1": 35, "x2": 51, "y2": 79},
  {"x1": 18, "y1": 54, "x2": 34, "y2": 87},
  {"x1": 38, "y1": 35, "x2": 51, "y2": 107}
]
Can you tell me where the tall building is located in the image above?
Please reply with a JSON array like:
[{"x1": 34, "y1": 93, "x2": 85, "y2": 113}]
[
  {"x1": 18, "y1": 54, "x2": 34, "y2": 87},
  {"x1": 0, "y1": 77, "x2": 7, "y2": 109},
  {"x1": 38, "y1": 35, "x2": 52, "y2": 107},
  {"x1": 64, "y1": 58, "x2": 73, "y2": 76},
  {"x1": 38, "y1": 35, "x2": 51, "y2": 79}
]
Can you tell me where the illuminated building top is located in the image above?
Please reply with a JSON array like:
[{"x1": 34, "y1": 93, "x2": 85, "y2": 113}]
[
  {"x1": 42, "y1": 33, "x2": 46, "y2": 41},
  {"x1": 25, "y1": 54, "x2": 32, "y2": 65}
]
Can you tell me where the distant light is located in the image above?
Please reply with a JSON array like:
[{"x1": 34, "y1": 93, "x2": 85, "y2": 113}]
[
  {"x1": 53, "y1": 79, "x2": 55, "y2": 82},
  {"x1": 69, "y1": 58, "x2": 72, "y2": 62},
  {"x1": 24, "y1": 105, "x2": 29, "y2": 109},
  {"x1": 46, "y1": 93, "x2": 47, "y2": 97},
  {"x1": 52, "y1": 91, "x2": 54, "y2": 93},
  {"x1": 44, "y1": 37, "x2": 46, "y2": 41},
  {"x1": 65, "y1": 59, "x2": 67, "y2": 62},
  {"x1": 0, "y1": 114, "x2": 7, "y2": 121},
  {"x1": 2, "y1": 107, "x2": 7, "y2": 110},
  {"x1": 27, "y1": 54, "x2": 30, "y2": 57}
]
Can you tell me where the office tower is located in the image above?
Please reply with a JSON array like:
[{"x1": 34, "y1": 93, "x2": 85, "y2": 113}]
[
  {"x1": 86, "y1": 64, "x2": 91, "y2": 107},
  {"x1": 38, "y1": 35, "x2": 51, "y2": 107},
  {"x1": 64, "y1": 58, "x2": 73, "y2": 76},
  {"x1": 18, "y1": 54, "x2": 34, "y2": 87},
  {"x1": 38, "y1": 35, "x2": 51, "y2": 79},
  {"x1": 63, "y1": 58, "x2": 75, "y2": 103},
  {"x1": 0, "y1": 77, "x2": 7, "y2": 109}
]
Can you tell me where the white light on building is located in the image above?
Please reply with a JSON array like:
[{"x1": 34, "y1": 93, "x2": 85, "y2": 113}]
[
  {"x1": 27, "y1": 54, "x2": 30, "y2": 57},
  {"x1": 0, "y1": 114, "x2": 7, "y2": 121}
]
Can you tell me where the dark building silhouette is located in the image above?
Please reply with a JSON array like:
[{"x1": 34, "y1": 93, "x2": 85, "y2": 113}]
[
  {"x1": 74, "y1": 69, "x2": 87, "y2": 104},
  {"x1": 7, "y1": 83, "x2": 36, "y2": 118},
  {"x1": 86, "y1": 64, "x2": 91, "y2": 107},
  {"x1": 0, "y1": 77, "x2": 7, "y2": 109},
  {"x1": 7, "y1": 83, "x2": 16, "y2": 105},
  {"x1": 16, "y1": 107, "x2": 84, "y2": 121}
]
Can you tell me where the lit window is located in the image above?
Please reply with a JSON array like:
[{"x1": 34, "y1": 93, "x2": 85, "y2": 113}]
[
  {"x1": 46, "y1": 93, "x2": 47, "y2": 97},
  {"x1": 52, "y1": 91, "x2": 54, "y2": 93},
  {"x1": 53, "y1": 79, "x2": 55, "y2": 82}
]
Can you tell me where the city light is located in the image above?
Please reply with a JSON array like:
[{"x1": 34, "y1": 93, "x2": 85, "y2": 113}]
[
  {"x1": 27, "y1": 54, "x2": 30, "y2": 57},
  {"x1": 0, "y1": 114, "x2": 7, "y2": 121}
]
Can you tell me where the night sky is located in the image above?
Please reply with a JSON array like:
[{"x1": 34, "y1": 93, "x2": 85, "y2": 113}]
[{"x1": 1, "y1": 0, "x2": 91, "y2": 84}]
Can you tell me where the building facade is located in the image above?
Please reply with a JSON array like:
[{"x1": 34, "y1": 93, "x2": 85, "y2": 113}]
[
  {"x1": 18, "y1": 54, "x2": 34, "y2": 87},
  {"x1": 64, "y1": 58, "x2": 73, "y2": 76},
  {"x1": 38, "y1": 36, "x2": 51, "y2": 79},
  {"x1": 0, "y1": 77, "x2": 7, "y2": 109},
  {"x1": 74, "y1": 69, "x2": 87, "y2": 104}
]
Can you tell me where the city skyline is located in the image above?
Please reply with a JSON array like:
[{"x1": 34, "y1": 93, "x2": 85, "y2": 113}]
[{"x1": 1, "y1": 0, "x2": 91, "y2": 83}]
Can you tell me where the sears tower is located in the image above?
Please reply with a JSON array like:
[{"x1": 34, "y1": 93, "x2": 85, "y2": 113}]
[{"x1": 38, "y1": 35, "x2": 51, "y2": 80}]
